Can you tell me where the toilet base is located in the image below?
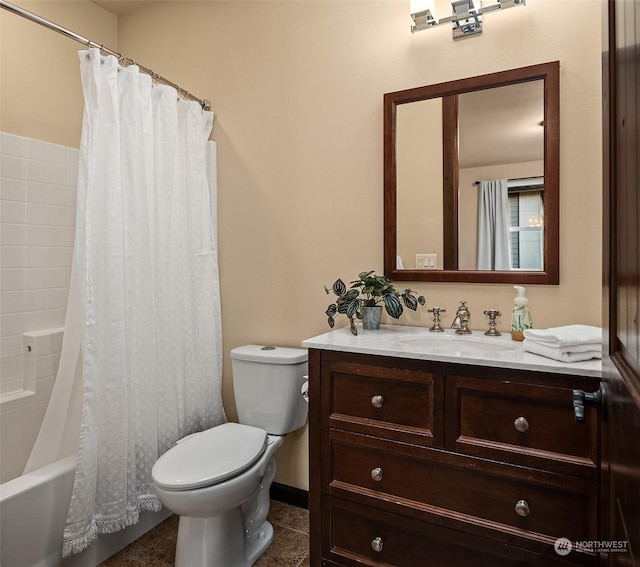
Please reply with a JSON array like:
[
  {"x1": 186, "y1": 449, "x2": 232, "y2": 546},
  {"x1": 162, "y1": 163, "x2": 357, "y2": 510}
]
[
  {"x1": 171, "y1": 451, "x2": 280, "y2": 567},
  {"x1": 175, "y1": 512, "x2": 273, "y2": 567},
  {"x1": 245, "y1": 520, "x2": 274, "y2": 565}
]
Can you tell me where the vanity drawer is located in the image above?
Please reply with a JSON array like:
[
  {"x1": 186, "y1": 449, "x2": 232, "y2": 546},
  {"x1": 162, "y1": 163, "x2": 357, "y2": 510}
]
[
  {"x1": 323, "y1": 497, "x2": 598, "y2": 567},
  {"x1": 323, "y1": 360, "x2": 443, "y2": 447},
  {"x1": 445, "y1": 376, "x2": 599, "y2": 478},
  {"x1": 325, "y1": 431, "x2": 598, "y2": 546}
]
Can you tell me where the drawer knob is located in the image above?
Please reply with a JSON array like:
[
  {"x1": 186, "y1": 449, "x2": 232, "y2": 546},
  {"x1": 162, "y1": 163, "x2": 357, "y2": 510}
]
[
  {"x1": 371, "y1": 537, "x2": 384, "y2": 552},
  {"x1": 371, "y1": 395, "x2": 384, "y2": 408},
  {"x1": 371, "y1": 467, "x2": 384, "y2": 482},
  {"x1": 515, "y1": 499, "x2": 530, "y2": 517},
  {"x1": 514, "y1": 416, "x2": 529, "y2": 432}
]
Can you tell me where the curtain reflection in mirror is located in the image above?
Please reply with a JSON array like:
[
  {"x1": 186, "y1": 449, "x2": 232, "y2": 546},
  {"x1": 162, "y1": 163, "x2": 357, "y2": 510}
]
[{"x1": 477, "y1": 179, "x2": 511, "y2": 270}]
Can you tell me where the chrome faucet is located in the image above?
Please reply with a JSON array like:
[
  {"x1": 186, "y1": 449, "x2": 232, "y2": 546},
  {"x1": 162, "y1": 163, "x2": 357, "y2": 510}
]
[{"x1": 451, "y1": 301, "x2": 472, "y2": 334}]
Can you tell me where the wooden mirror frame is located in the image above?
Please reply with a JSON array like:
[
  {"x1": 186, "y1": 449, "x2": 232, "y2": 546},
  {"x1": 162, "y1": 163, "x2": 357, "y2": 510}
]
[{"x1": 384, "y1": 61, "x2": 560, "y2": 284}]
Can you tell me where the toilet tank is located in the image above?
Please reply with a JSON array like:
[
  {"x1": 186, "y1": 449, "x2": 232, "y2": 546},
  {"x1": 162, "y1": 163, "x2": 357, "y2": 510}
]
[{"x1": 230, "y1": 345, "x2": 308, "y2": 435}]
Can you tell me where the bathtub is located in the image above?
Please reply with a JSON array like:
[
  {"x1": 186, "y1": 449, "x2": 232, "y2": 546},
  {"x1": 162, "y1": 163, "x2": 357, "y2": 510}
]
[{"x1": 0, "y1": 455, "x2": 170, "y2": 567}]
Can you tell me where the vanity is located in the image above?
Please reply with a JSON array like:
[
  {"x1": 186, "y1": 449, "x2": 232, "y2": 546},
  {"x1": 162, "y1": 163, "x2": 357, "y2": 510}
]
[{"x1": 303, "y1": 325, "x2": 603, "y2": 566}]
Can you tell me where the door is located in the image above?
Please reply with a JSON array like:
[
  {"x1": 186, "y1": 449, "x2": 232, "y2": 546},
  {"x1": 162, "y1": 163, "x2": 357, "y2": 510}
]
[{"x1": 603, "y1": 1, "x2": 640, "y2": 565}]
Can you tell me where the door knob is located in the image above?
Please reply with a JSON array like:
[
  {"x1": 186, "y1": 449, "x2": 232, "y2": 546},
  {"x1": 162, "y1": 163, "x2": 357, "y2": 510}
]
[{"x1": 572, "y1": 382, "x2": 607, "y2": 423}]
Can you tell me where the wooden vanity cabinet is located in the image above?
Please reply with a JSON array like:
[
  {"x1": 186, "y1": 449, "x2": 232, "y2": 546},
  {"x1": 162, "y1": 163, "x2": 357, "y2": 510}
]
[{"x1": 308, "y1": 349, "x2": 602, "y2": 567}]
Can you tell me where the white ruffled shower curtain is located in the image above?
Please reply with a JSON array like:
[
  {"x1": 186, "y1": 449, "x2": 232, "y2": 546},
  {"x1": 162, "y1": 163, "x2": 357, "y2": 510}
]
[
  {"x1": 477, "y1": 179, "x2": 512, "y2": 270},
  {"x1": 62, "y1": 48, "x2": 225, "y2": 556}
]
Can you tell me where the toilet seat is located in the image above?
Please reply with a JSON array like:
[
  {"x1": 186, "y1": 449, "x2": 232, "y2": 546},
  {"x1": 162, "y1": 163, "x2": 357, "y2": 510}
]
[{"x1": 152, "y1": 422, "x2": 268, "y2": 491}]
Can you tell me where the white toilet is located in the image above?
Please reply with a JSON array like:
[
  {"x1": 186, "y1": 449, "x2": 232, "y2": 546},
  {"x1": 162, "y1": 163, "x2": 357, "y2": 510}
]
[{"x1": 151, "y1": 345, "x2": 309, "y2": 567}]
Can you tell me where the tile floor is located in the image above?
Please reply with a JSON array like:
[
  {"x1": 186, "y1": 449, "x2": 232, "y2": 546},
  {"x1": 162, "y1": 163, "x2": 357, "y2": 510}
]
[{"x1": 98, "y1": 501, "x2": 309, "y2": 567}]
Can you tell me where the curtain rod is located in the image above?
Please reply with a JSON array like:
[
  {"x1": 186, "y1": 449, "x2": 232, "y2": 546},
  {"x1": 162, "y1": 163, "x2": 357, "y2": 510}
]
[
  {"x1": 0, "y1": 0, "x2": 211, "y2": 111},
  {"x1": 473, "y1": 176, "x2": 544, "y2": 186}
]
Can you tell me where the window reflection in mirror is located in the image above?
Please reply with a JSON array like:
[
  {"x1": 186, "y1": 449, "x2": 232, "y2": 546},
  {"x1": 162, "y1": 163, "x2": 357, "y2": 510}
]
[{"x1": 508, "y1": 185, "x2": 544, "y2": 270}]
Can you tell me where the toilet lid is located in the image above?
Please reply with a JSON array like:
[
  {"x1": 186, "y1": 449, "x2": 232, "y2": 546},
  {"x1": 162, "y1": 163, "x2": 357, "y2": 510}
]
[{"x1": 152, "y1": 423, "x2": 268, "y2": 491}]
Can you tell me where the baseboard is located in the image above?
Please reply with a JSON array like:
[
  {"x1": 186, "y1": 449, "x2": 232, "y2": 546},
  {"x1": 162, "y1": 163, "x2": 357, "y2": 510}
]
[{"x1": 270, "y1": 482, "x2": 309, "y2": 509}]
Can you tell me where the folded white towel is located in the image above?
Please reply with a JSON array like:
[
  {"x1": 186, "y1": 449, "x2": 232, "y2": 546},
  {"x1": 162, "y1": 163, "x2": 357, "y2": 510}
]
[
  {"x1": 522, "y1": 325, "x2": 601, "y2": 348},
  {"x1": 523, "y1": 339, "x2": 602, "y2": 363}
]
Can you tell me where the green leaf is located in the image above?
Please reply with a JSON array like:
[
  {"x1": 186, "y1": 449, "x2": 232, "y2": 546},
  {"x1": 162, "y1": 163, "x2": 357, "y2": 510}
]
[
  {"x1": 343, "y1": 288, "x2": 359, "y2": 301},
  {"x1": 346, "y1": 298, "x2": 361, "y2": 319},
  {"x1": 403, "y1": 294, "x2": 418, "y2": 311},
  {"x1": 358, "y1": 270, "x2": 375, "y2": 279},
  {"x1": 332, "y1": 279, "x2": 346, "y2": 296},
  {"x1": 327, "y1": 316, "x2": 335, "y2": 328},
  {"x1": 336, "y1": 290, "x2": 358, "y2": 313},
  {"x1": 349, "y1": 319, "x2": 358, "y2": 335},
  {"x1": 326, "y1": 304, "x2": 337, "y2": 317},
  {"x1": 383, "y1": 294, "x2": 403, "y2": 319}
]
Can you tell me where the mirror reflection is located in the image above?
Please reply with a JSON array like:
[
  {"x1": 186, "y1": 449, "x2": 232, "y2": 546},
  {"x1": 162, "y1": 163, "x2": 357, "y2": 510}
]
[
  {"x1": 384, "y1": 62, "x2": 559, "y2": 284},
  {"x1": 458, "y1": 81, "x2": 545, "y2": 271}
]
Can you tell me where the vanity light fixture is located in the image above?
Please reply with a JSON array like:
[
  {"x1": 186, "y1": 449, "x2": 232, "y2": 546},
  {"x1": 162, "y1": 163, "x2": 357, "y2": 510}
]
[{"x1": 410, "y1": 0, "x2": 526, "y2": 39}]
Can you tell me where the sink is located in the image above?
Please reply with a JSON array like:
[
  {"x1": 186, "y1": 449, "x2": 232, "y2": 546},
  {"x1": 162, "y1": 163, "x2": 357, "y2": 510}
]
[{"x1": 398, "y1": 334, "x2": 520, "y2": 358}]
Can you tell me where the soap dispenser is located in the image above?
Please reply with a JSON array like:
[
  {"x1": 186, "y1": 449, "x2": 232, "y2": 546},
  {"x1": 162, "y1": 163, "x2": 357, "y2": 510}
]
[{"x1": 511, "y1": 285, "x2": 532, "y2": 341}]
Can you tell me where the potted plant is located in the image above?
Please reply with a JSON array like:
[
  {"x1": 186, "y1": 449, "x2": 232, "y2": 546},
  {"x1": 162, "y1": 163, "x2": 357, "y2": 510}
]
[{"x1": 324, "y1": 271, "x2": 426, "y2": 335}]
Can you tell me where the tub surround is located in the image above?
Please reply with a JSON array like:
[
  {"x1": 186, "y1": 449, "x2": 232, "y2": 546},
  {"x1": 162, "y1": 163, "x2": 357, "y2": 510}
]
[
  {"x1": 0, "y1": 133, "x2": 78, "y2": 484},
  {"x1": 305, "y1": 324, "x2": 603, "y2": 566},
  {"x1": 302, "y1": 324, "x2": 602, "y2": 377}
]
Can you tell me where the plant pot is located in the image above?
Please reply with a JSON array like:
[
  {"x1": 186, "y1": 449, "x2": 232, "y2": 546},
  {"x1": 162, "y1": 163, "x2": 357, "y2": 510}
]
[{"x1": 361, "y1": 306, "x2": 383, "y2": 330}]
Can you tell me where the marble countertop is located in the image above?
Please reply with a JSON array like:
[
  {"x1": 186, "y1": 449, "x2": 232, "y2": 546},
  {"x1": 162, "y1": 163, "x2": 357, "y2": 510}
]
[{"x1": 302, "y1": 324, "x2": 602, "y2": 378}]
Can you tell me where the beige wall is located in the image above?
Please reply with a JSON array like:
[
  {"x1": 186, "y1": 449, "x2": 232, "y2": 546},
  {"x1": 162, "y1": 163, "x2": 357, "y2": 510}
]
[
  {"x1": 0, "y1": 1, "x2": 117, "y2": 146},
  {"x1": 2, "y1": 0, "x2": 603, "y2": 491}
]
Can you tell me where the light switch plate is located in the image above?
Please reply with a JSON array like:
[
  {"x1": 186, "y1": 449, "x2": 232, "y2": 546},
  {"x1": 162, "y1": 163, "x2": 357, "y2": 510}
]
[{"x1": 416, "y1": 253, "x2": 438, "y2": 269}]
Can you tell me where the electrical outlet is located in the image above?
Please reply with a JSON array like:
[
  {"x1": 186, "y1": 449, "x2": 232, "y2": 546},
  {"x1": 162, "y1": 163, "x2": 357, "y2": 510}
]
[{"x1": 416, "y1": 253, "x2": 438, "y2": 269}]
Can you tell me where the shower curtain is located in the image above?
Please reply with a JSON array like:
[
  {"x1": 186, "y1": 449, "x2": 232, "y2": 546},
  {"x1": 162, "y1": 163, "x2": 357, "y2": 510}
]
[
  {"x1": 477, "y1": 179, "x2": 512, "y2": 270},
  {"x1": 61, "y1": 48, "x2": 225, "y2": 556}
]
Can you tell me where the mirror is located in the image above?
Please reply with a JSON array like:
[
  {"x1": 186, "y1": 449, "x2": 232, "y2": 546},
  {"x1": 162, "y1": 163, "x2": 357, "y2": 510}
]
[{"x1": 384, "y1": 61, "x2": 559, "y2": 284}]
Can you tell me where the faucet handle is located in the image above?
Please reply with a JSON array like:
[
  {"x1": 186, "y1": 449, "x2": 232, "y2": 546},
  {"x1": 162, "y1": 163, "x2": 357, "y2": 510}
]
[
  {"x1": 483, "y1": 309, "x2": 502, "y2": 336},
  {"x1": 428, "y1": 307, "x2": 446, "y2": 332}
]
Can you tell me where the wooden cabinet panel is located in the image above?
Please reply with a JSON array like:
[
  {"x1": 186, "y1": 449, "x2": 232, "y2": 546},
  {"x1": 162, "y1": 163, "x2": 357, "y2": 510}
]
[
  {"x1": 326, "y1": 430, "x2": 598, "y2": 546},
  {"x1": 445, "y1": 375, "x2": 599, "y2": 478},
  {"x1": 323, "y1": 497, "x2": 598, "y2": 567},
  {"x1": 323, "y1": 360, "x2": 443, "y2": 447}
]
